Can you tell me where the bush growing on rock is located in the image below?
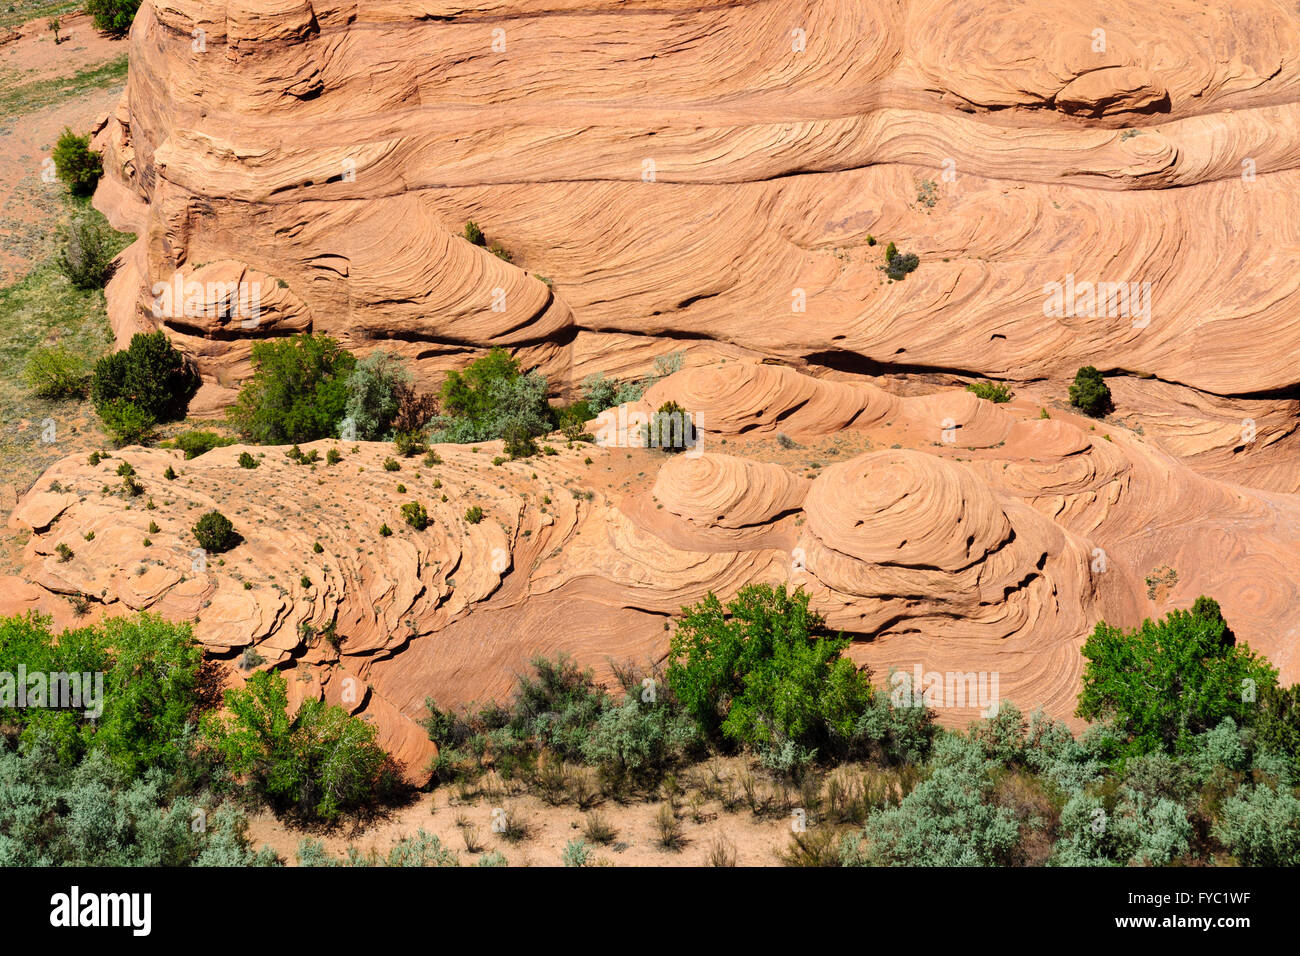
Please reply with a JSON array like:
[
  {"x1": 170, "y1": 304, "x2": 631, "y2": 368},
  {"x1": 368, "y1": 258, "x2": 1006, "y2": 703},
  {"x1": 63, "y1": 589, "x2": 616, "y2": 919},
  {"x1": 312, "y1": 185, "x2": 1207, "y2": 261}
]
[
  {"x1": 966, "y1": 381, "x2": 1014, "y2": 403},
  {"x1": 883, "y1": 244, "x2": 920, "y2": 281},
  {"x1": 98, "y1": 399, "x2": 157, "y2": 447},
  {"x1": 391, "y1": 383, "x2": 438, "y2": 455},
  {"x1": 429, "y1": 348, "x2": 551, "y2": 453},
  {"x1": 1069, "y1": 365, "x2": 1113, "y2": 417},
  {"x1": 401, "y1": 501, "x2": 428, "y2": 530},
  {"x1": 580, "y1": 352, "x2": 686, "y2": 416},
  {"x1": 192, "y1": 510, "x2": 237, "y2": 553},
  {"x1": 226, "y1": 333, "x2": 356, "y2": 444},
  {"x1": 643, "y1": 400, "x2": 695, "y2": 453}
]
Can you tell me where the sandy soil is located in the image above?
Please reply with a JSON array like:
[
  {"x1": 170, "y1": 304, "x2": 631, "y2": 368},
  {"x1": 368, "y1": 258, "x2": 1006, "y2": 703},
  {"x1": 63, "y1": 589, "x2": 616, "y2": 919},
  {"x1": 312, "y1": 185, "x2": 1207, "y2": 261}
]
[
  {"x1": 0, "y1": 13, "x2": 126, "y2": 283},
  {"x1": 246, "y1": 756, "x2": 813, "y2": 867}
]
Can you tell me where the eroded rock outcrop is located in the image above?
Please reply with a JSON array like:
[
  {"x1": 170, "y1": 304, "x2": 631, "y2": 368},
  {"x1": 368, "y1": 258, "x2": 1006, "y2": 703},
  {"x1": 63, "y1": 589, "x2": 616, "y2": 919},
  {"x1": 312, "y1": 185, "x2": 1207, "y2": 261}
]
[{"x1": 91, "y1": 0, "x2": 1300, "y2": 401}]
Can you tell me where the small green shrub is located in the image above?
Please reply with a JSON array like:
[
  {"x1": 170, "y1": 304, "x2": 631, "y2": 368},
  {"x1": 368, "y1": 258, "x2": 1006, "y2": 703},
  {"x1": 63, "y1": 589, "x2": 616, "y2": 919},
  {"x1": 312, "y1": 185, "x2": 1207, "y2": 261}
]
[
  {"x1": 23, "y1": 346, "x2": 89, "y2": 399},
  {"x1": 100, "y1": 400, "x2": 156, "y2": 446},
  {"x1": 383, "y1": 457, "x2": 400, "y2": 472},
  {"x1": 644, "y1": 401, "x2": 694, "y2": 453},
  {"x1": 966, "y1": 382, "x2": 1014, "y2": 403},
  {"x1": 1069, "y1": 366, "x2": 1113, "y2": 417},
  {"x1": 401, "y1": 501, "x2": 428, "y2": 530},
  {"x1": 238, "y1": 452, "x2": 258, "y2": 469},
  {"x1": 192, "y1": 511, "x2": 237, "y2": 553},
  {"x1": 883, "y1": 246, "x2": 920, "y2": 281},
  {"x1": 51, "y1": 128, "x2": 102, "y2": 196},
  {"x1": 378, "y1": 523, "x2": 393, "y2": 537},
  {"x1": 57, "y1": 215, "x2": 115, "y2": 289},
  {"x1": 562, "y1": 838, "x2": 592, "y2": 867},
  {"x1": 464, "y1": 506, "x2": 484, "y2": 525},
  {"x1": 174, "y1": 430, "x2": 229, "y2": 459},
  {"x1": 464, "y1": 221, "x2": 485, "y2": 246}
]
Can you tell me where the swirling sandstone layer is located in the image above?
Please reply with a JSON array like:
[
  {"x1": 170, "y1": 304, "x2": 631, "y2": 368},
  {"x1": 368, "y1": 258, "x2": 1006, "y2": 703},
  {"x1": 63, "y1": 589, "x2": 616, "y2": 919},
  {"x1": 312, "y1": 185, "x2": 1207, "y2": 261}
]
[
  {"x1": 93, "y1": 0, "x2": 1300, "y2": 405},
  {"x1": 8, "y1": 362, "x2": 1300, "y2": 764},
  {"x1": 17, "y1": 0, "x2": 1294, "y2": 771}
]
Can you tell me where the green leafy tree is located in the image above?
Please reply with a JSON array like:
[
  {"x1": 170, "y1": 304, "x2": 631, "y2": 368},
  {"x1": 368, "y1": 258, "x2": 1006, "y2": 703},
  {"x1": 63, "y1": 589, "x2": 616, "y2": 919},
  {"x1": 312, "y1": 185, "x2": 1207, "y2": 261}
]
[
  {"x1": 0, "y1": 613, "x2": 202, "y2": 775},
  {"x1": 226, "y1": 333, "x2": 356, "y2": 444},
  {"x1": 91, "y1": 330, "x2": 199, "y2": 424},
  {"x1": 85, "y1": 0, "x2": 140, "y2": 36},
  {"x1": 666, "y1": 585, "x2": 872, "y2": 764},
  {"x1": 202, "y1": 670, "x2": 395, "y2": 820},
  {"x1": 1076, "y1": 598, "x2": 1278, "y2": 757},
  {"x1": 90, "y1": 614, "x2": 204, "y2": 775}
]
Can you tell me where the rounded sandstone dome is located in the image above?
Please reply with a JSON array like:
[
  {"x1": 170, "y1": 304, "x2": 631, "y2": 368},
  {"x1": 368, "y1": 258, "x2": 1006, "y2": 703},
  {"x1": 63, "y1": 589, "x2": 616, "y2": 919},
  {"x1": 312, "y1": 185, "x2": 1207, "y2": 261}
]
[
  {"x1": 803, "y1": 449, "x2": 1011, "y2": 572},
  {"x1": 642, "y1": 362, "x2": 897, "y2": 437},
  {"x1": 651, "y1": 453, "x2": 808, "y2": 530}
]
